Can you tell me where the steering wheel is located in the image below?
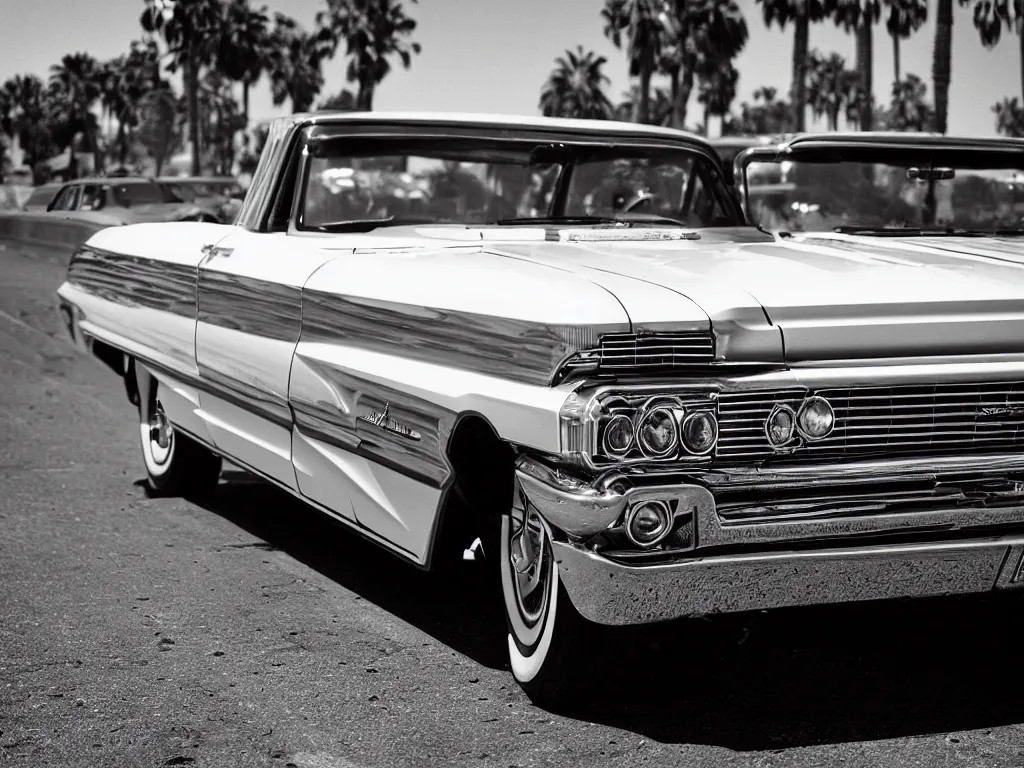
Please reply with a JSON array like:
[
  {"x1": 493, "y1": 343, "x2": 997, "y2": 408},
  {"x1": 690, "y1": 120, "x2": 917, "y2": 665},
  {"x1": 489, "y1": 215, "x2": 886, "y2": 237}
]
[{"x1": 622, "y1": 190, "x2": 656, "y2": 213}]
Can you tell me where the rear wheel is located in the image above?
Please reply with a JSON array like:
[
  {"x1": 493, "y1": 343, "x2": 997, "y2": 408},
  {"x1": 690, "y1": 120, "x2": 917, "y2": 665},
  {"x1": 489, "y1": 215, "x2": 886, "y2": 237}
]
[
  {"x1": 138, "y1": 377, "x2": 221, "y2": 498},
  {"x1": 499, "y1": 501, "x2": 587, "y2": 703}
]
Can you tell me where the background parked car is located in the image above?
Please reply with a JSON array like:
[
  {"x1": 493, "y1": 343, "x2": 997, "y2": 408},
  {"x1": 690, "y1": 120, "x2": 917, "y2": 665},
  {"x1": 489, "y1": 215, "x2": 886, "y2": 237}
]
[
  {"x1": 157, "y1": 176, "x2": 246, "y2": 224},
  {"x1": 46, "y1": 176, "x2": 222, "y2": 223},
  {"x1": 0, "y1": 176, "x2": 223, "y2": 264},
  {"x1": 20, "y1": 183, "x2": 63, "y2": 212}
]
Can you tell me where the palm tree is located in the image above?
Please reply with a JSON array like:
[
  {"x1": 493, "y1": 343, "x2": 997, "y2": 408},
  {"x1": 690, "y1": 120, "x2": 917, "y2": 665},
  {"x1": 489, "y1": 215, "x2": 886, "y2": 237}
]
[
  {"x1": 734, "y1": 85, "x2": 794, "y2": 133},
  {"x1": 269, "y1": 14, "x2": 327, "y2": 113},
  {"x1": 141, "y1": 0, "x2": 223, "y2": 176},
  {"x1": 602, "y1": 0, "x2": 672, "y2": 124},
  {"x1": 994, "y1": 96, "x2": 1024, "y2": 136},
  {"x1": 884, "y1": 0, "x2": 928, "y2": 86},
  {"x1": 137, "y1": 85, "x2": 180, "y2": 174},
  {"x1": 806, "y1": 49, "x2": 854, "y2": 130},
  {"x1": 316, "y1": 0, "x2": 421, "y2": 111},
  {"x1": 932, "y1": 0, "x2": 973, "y2": 134},
  {"x1": 843, "y1": 73, "x2": 869, "y2": 128},
  {"x1": 834, "y1": 0, "x2": 881, "y2": 131},
  {"x1": 887, "y1": 73, "x2": 934, "y2": 130},
  {"x1": 614, "y1": 85, "x2": 674, "y2": 124},
  {"x1": 1, "y1": 75, "x2": 53, "y2": 175},
  {"x1": 662, "y1": 0, "x2": 748, "y2": 129},
  {"x1": 49, "y1": 53, "x2": 103, "y2": 178},
  {"x1": 964, "y1": 0, "x2": 1024, "y2": 103},
  {"x1": 539, "y1": 46, "x2": 614, "y2": 120},
  {"x1": 696, "y1": 60, "x2": 739, "y2": 134},
  {"x1": 756, "y1": 0, "x2": 834, "y2": 131},
  {"x1": 318, "y1": 90, "x2": 358, "y2": 110},
  {"x1": 216, "y1": 0, "x2": 271, "y2": 127}
]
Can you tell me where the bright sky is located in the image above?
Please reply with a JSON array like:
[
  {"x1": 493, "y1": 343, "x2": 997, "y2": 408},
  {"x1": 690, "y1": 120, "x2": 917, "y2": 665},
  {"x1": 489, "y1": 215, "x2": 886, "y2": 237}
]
[{"x1": 0, "y1": 0, "x2": 1019, "y2": 137}]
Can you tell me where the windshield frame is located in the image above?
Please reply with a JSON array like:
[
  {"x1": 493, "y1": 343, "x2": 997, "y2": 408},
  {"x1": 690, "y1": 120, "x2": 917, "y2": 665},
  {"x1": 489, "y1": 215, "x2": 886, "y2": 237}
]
[
  {"x1": 735, "y1": 138, "x2": 1024, "y2": 233},
  {"x1": 289, "y1": 124, "x2": 744, "y2": 234}
]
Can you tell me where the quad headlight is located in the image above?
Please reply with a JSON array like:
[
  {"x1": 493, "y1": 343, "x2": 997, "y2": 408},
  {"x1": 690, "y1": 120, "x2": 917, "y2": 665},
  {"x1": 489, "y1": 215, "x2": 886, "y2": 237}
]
[
  {"x1": 601, "y1": 412, "x2": 635, "y2": 457},
  {"x1": 588, "y1": 396, "x2": 719, "y2": 464},
  {"x1": 764, "y1": 394, "x2": 836, "y2": 449},
  {"x1": 796, "y1": 396, "x2": 835, "y2": 440},
  {"x1": 636, "y1": 406, "x2": 679, "y2": 458}
]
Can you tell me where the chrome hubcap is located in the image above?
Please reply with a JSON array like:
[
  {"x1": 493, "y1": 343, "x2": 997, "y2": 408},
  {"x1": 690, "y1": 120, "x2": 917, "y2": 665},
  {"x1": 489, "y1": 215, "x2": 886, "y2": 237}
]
[
  {"x1": 509, "y1": 507, "x2": 550, "y2": 626},
  {"x1": 147, "y1": 399, "x2": 173, "y2": 465}
]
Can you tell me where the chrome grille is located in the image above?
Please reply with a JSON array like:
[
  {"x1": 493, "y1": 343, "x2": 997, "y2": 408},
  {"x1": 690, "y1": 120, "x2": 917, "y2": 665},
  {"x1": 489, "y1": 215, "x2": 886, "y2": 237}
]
[
  {"x1": 595, "y1": 332, "x2": 715, "y2": 370},
  {"x1": 717, "y1": 381, "x2": 1024, "y2": 462}
]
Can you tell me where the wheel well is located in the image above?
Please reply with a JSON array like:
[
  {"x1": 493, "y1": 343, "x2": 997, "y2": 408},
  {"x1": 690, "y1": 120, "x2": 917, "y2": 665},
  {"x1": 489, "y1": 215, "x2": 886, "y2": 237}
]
[
  {"x1": 123, "y1": 355, "x2": 140, "y2": 407},
  {"x1": 428, "y1": 414, "x2": 515, "y2": 569}
]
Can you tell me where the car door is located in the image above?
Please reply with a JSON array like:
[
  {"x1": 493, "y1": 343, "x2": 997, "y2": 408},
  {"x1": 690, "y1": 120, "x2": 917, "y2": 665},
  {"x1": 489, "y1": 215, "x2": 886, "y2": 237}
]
[{"x1": 194, "y1": 227, "x2": 338, "y2": 491}]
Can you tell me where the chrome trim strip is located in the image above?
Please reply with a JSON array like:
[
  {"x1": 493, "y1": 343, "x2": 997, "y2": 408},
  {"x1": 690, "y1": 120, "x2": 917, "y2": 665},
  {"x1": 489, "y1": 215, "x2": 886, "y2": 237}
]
[
  {"x1": 289, "y1": 352, "x2": 456, "y2": 488},
  {"x1": 67, "y1": 245, "x2": 196, "y2": 318},
  {"x1": 554, "y1": 535, "x2": 1024, "y2": 625},
  {"x1": 195, "y1": 269, "x2": 305, "y2": 428},
  {"x1": 699, "y1": 451, "x2": 1024, "y2": 488},
  {"x1": 197, "y1": 367, "x2": 293, "y2": 430},
  {"x1": 197, "y1": 270, "x2": 300, "y2": 341},
  {"x1": 300, "y1": 289, "x2": 621, "y2": 387},
  {"x1": 520, "y1": 452, "x2": 1024, "y2": 549}
]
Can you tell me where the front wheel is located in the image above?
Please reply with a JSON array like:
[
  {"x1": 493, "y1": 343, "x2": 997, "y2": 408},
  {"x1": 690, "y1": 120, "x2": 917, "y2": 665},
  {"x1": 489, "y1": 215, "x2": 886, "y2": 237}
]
[
  {"x1": 138, "y1": 378, "x2": 222, "y2": 498},
  {"x1": 499, "y1": 503, "x2": 588, "y2": 703}
]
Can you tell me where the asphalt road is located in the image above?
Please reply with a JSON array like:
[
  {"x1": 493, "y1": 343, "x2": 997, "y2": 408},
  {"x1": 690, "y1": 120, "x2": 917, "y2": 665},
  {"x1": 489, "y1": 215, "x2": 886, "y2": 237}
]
[{"x1": 3, "y1": 240, "x2": 1024, "y2": 768}]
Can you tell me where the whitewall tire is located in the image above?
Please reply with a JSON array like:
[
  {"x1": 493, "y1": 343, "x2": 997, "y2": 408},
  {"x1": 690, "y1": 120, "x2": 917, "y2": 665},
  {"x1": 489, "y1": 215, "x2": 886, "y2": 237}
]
[
  {"x1": 499, "y1": 504, "x2": 586, "y2": 702},
  {"x1": 137, "y1": 376, "x2": 222, "y2": 498}
]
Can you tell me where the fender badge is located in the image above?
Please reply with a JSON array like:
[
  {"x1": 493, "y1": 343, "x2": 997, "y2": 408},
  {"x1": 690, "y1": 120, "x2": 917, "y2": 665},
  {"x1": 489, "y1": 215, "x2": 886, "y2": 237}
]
[{"x1": 358, "y1": 402, "x2": 422, "y2": 440}]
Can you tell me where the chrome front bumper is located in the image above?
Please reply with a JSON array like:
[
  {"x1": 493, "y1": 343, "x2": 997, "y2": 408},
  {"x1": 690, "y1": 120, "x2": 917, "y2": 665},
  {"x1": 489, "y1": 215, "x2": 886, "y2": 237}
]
[
  {"x1": 516, "y1": 453, "x2": 1024, "y2": 626},
  {"x1": 553, "y1": 535, "x2": 1024, "y2": 625}
]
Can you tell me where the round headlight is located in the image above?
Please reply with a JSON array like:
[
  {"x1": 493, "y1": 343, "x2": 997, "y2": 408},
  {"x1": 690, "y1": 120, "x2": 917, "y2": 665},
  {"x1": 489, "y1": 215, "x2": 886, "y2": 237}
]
[
  {"x1": 602, "y1": 412, "x2": 635, "y2": 456},
  {"x1": 625, "y1": 500, "x2": 673, "y2": 547},
  {"x1": 681, "y1": 411, "x2": 718, "y2": 455},
  {"x1": 765, "y1": 404, "x2": 796, "y2": 447},
  {"x1": 797, "y1": 396, "x2": 835, "y2": 440},
  {"x1": 636, "y1": 407, "x2": 679, "y2": 458}
]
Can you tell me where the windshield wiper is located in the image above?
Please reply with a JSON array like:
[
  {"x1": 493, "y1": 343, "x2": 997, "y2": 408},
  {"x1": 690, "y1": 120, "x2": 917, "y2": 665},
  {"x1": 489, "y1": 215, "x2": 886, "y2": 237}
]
[
  {"x1": 312, "y1": 217, "x2": 395, "y2": 232},
  {"x1": 833, "y1": 226, "x2": 988, "y2": 237},
  {"x1": 834, "y1": 225, "x2": 1024, "y2": 238},
  {"x1": 495, "y1": 215, "x2": 620, "y2": 225},
  {"x1": 494, "y1": 214, "x2": 689, "y2": 227},
  {"x1": 310, "y1": 216, "x2": 439, "y2": 233}
]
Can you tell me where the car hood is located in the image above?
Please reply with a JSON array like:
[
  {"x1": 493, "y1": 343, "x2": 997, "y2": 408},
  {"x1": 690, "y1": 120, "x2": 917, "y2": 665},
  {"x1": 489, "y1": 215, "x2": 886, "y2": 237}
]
[{"x1": 490, "y1": 228, "x2": 1024, "y2": 363}]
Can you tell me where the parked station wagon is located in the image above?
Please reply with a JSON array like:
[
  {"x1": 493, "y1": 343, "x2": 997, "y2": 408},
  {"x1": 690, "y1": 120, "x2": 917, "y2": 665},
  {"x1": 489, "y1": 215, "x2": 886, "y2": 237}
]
[{"x1": 55, "y1": 113, "x2": 1024, "y2": 701}]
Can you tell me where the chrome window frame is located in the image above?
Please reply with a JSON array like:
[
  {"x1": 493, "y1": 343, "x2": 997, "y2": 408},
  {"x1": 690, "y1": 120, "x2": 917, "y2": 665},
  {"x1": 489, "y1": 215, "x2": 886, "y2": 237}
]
[{"x1": 287, "y1": 123, "x2": 745, "y2": 233}]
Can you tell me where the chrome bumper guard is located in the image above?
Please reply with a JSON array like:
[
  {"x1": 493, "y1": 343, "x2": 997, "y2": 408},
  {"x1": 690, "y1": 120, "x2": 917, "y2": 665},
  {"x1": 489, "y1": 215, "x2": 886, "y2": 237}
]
[{"x1": 515, "y1": 454, "x2": 1024, "y2": 625}]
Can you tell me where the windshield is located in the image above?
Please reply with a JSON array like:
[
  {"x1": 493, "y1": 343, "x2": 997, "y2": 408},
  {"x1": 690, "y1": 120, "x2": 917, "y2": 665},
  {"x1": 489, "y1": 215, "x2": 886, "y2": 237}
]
[
  {"x1": 743, "y1": 152, "x2": 1024, "y2": 234},
  {"x1": 25, "y1": 186, "x2": 58, "y2": 208},
  {"x1": 109, "y1": 182, "x2": 181, "y2": 206},
  {"x1": 299, "y1": 136, "x2": 739, "y2": 231},
  {"x1": 167, "y1": 181, "x2": 242, "y2": 199}
]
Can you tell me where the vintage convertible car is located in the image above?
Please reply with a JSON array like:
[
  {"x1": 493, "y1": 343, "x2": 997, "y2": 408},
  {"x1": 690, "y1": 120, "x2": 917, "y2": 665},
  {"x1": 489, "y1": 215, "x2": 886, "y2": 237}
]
[{"x1": 56, "y1": 113, "x2": 1024, "y2": 701}]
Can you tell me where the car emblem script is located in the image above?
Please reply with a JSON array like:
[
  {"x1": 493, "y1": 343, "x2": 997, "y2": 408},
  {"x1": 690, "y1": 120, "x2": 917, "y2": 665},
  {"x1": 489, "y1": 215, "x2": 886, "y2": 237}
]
[
  {"x1": 980, "y1": 406, "x2": 1024, "y2": 418},
  {"x1": 358, "y1": 402, "x2": 422, "y2": 441}
]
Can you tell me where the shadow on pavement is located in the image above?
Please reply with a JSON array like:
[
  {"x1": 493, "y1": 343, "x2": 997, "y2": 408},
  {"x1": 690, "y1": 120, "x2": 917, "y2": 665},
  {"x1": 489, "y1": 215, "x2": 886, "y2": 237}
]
[{"x1": 188, "y1": 470, "x2": 1024, "y2": 751}]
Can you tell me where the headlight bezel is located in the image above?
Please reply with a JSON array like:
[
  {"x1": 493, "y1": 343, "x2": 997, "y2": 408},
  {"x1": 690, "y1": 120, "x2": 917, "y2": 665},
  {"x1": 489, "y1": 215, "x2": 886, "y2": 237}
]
[{"x1": 559, "y1": 385, "x2": 719, "y2": 469}]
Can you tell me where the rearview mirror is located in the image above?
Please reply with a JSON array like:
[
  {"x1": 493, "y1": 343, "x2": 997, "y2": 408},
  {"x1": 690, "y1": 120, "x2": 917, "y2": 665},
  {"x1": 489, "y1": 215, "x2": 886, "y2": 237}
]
[{"x1": 907, "y1": 167, "x2": 955, "y2": 181}]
